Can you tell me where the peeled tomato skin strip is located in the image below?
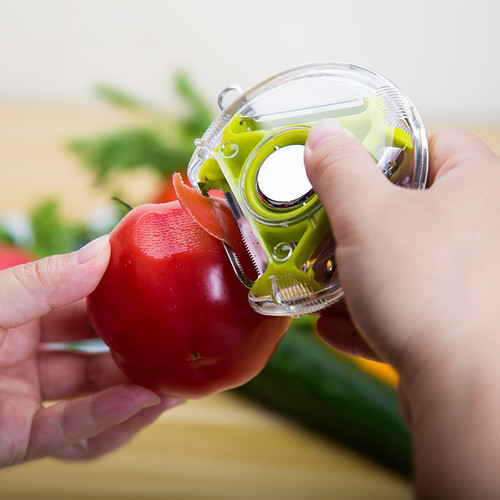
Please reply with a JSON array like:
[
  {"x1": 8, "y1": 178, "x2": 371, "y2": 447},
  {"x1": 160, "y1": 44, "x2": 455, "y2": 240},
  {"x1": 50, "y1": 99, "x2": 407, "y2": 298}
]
[{"x1": 172, "y1": 172, "x2": 257, "y2": 281}]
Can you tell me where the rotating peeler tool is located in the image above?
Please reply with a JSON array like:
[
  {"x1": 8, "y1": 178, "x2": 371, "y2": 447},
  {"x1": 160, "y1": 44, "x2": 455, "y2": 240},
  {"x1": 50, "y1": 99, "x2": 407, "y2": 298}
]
[{"x1": 187, "y1": 62, "x2": 428, "y2": 316}]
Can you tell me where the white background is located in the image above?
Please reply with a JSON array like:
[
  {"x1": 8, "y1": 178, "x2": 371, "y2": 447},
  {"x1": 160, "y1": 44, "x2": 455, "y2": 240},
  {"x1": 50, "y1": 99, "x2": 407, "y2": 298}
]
[{"x1": 1, "y1": 0, "x2": 499, "y2": 123}]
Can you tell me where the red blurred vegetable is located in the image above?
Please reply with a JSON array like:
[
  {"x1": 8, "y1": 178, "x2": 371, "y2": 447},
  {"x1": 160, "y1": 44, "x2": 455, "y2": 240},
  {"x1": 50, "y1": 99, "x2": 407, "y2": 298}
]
[
  {"x1": 87, "y1": 199, "x2": 291, "y2": 399},
  {"x1": 0, "y1": 245, "x2": 33, "y2": 271},
  {"x1": 153, "y1": 171, "x2": 191, "y2": 204}
]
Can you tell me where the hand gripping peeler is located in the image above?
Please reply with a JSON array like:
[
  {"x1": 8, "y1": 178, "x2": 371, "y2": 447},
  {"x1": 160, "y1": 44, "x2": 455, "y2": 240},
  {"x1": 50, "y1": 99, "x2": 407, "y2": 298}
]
[{"x1": 187, "y1": 62, "x2": 428, "y2": 316}]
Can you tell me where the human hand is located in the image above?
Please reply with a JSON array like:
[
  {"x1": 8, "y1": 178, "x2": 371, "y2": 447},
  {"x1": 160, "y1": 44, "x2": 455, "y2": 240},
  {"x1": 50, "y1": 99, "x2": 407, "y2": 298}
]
[
  {"x1": 0, "y1": 236, "x2": 180, "y2": 468},
  {"x1": 304, "y1": 121, "x2": 500, "y2": 498},
  {"x1": 305, "y1": 121, "x2": 500, "y2": 383}
]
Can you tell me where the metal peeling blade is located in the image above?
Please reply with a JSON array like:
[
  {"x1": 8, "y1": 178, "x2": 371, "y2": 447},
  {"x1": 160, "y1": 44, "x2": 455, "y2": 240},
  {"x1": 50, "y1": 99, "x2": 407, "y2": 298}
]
[
  {"x1": 222, "y1": 243, "x2": 254, "y2": 289},
  {"x1": 223, "y1": 191, "x2": 267, "y2": 286},
  {"x1": 377, "y1": 147, "x2": 404, "y2": 179}
]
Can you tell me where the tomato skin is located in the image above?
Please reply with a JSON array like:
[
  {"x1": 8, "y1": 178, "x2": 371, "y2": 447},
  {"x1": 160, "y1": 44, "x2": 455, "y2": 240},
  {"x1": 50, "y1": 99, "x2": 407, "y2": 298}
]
[{"x1": 87, "y1": 201, "x2": 291, "y2": 399}]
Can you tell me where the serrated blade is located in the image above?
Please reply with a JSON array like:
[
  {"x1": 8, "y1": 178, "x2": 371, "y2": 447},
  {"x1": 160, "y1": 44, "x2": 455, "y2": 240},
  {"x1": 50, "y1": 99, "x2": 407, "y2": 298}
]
[
  {"x1": 173, "y1": 173, "x2": 260, "y2": 288},
  {"x1": 223, "y1": 191, "x2": 267, "y2": 282}
]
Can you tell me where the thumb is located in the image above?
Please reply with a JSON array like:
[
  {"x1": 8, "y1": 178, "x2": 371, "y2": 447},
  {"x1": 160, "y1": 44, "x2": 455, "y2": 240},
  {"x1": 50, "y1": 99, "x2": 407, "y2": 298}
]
[
  {"x1": 304, "y1": 119, "x2": 391, "y2": 235},
  {"x1": 0, "y1": 235, "x2": 110, "y2": 330}
]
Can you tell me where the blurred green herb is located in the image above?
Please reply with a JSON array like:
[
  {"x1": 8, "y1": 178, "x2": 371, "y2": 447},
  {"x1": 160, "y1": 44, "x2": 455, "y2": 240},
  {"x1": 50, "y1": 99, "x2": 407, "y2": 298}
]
[
  {"x1": 0, "y1": 225, "x2": 15, "y2": 245},
  {"x1": 69, "y1": 73, "x2": 214, "y2": 183},
  {"x1": 29, "y1": 199, "x2": 88, "y2": 256},
  {"x1": 0, "y1": 199, "x2": 128, "y2": 258}
]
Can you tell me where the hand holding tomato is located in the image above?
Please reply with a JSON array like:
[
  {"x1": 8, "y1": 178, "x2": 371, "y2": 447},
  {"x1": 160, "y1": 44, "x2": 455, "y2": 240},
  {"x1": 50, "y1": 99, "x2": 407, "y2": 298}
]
[
  {"x1": 87, "y1": 197, "x2": 291, "y2": 399},
  {"x1": 0, "y1": 241, "x2": 178, "y2": 468}
]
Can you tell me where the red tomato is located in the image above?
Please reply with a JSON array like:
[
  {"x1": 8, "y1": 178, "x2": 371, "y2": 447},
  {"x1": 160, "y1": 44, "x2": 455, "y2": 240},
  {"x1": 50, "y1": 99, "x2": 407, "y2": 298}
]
[
  {"x1": 0, "y1": 244, "x2": 33, "y2": 271},
  {"x1": 87, "y1": 201, "x2": 291, "y2": 399}
]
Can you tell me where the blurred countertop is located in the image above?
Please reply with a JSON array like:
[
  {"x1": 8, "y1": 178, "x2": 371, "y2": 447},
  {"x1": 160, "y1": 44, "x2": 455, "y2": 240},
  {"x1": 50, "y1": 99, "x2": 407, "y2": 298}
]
[
  {"x1": 0, "y1": 104, "x2": 498, "y2": 499},
  {"x1": 0, "y1": 392, "x2": 412, "y2": 500}
]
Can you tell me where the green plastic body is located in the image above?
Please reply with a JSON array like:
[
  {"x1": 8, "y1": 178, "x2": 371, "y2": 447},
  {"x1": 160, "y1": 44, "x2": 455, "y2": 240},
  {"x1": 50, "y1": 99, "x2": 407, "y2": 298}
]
[{"x1": 197, "y1": 95, "x2": 413, "y2": 312}]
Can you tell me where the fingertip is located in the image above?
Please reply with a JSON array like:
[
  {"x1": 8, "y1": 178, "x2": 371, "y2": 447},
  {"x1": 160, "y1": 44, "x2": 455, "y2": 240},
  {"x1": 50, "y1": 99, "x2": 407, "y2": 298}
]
[
  {"x1": 73, "y1": 235, "x2": 111, "y2": 293},
  {"x1": 305, "y1": 119, "x2": 346, "y2": 151},
  {"x1": 77, "y1": 234, "x2": 110, "y2": 265},
  {"x1": 155, "y1": 394, "x2": 186, "y2": 411},
  {"x1": 304, "y1": 120, "x2": 382, "y2": 188},
  {"x1": 113, "y1": 384, "x2": 162, "y2": 411},
  {"x1": 116, "y1": 385, "x2": 185, "y2": 413}
]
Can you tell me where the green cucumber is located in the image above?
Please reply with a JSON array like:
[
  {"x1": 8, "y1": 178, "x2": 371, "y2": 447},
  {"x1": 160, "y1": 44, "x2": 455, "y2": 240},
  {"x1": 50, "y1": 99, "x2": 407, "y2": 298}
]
[{"x1": 237, "y1": 316, "x2": 413, "y2": 477}]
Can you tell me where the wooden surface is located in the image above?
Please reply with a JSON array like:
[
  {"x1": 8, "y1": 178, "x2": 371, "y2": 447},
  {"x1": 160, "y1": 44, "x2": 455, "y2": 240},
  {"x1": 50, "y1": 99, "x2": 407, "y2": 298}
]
[
  {"x1": 0, "y1": 105, "x2": 498, "y2": 499},
  {"x1": 0, "y1": 393, "x2": 412, "y2": 500}
]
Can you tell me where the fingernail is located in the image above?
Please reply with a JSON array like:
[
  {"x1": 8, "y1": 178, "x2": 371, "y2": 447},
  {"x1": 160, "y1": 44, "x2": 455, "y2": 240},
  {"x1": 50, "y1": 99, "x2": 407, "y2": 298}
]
[
  {"x1": 77, "y1": 234, "x2": 110, "y2": 264},
  {"x1": 142, "y1": 393, "x2": 162, "y2": 408},
  {"x1": 306, "y1": 119, "x2": 345, "y2": 150}
]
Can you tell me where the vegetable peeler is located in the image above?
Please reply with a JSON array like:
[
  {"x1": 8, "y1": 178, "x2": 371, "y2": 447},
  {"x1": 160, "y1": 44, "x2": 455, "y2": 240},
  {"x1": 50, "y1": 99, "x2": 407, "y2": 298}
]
[{"x1": 187, "y1": 62, "x2": 428, "y2": 316}]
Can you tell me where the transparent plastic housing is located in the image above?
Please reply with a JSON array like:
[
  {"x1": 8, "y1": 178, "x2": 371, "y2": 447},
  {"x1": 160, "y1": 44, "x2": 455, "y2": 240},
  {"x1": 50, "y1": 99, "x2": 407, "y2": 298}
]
[{"x1": 188, "y1": 62, "x2": 428, "y2": 316}]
